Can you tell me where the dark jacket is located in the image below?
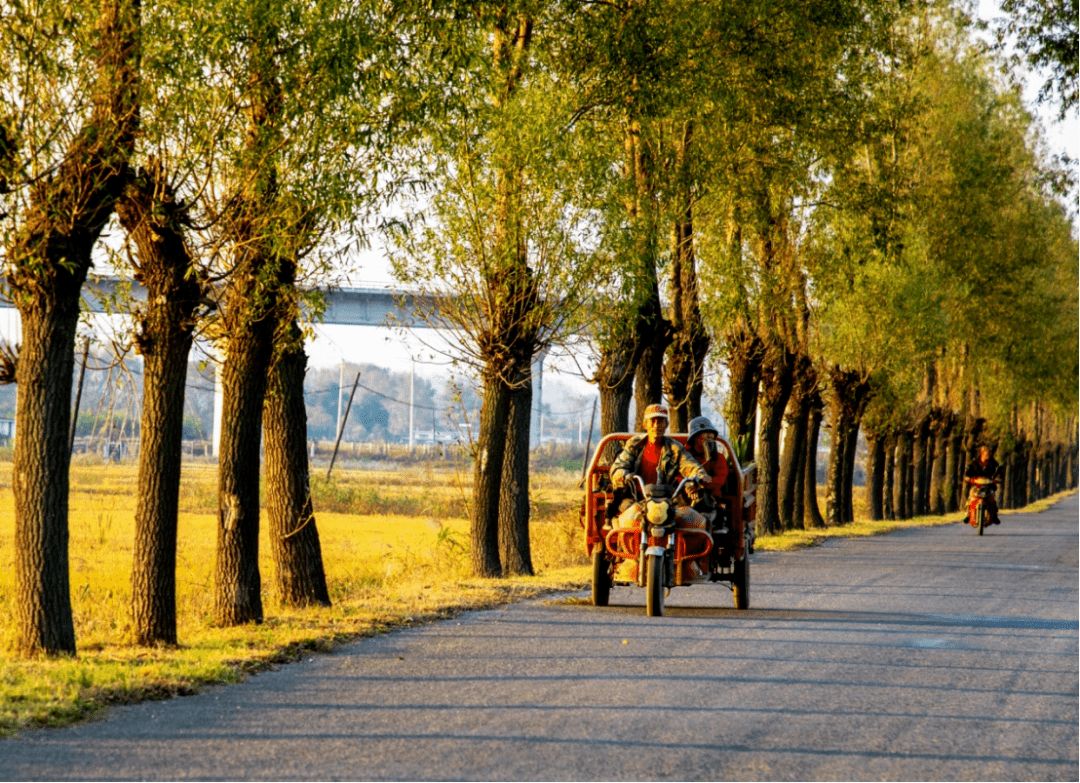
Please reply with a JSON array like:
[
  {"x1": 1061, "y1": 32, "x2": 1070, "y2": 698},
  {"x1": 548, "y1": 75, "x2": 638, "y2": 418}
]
[{"x1": 965, "y1": 456, "x2": 1001, "y2": 481}]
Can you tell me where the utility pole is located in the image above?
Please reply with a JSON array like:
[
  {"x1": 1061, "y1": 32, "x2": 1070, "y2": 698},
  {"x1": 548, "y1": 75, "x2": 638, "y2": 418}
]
[
  {"x1": 337, "y1": 360, "x2": 344, "y2": 440},
  {"x1": 408, "y1": 363, "x2": 415, "y2": 452}
]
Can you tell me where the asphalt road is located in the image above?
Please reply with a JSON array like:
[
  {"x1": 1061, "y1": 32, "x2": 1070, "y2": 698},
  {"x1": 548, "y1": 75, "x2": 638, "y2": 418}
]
[{"x1": 3, "y1": 496, "x2": 1077, "y2": 781}]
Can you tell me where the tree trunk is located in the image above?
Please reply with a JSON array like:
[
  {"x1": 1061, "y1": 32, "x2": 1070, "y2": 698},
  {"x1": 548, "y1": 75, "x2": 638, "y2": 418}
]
[
  {"x1": 117, "y1": 165, "x2": 203, "y2": 646},
  {"x1": 1010, "y1": 439, "x2": 1027, "y2": 508},
  {"x1": 841, "y1": 416, "x2": 861, "y2": 523},
  {"x1": 472, "y1": 377, "x2": 510, "y2": 577},
  {"x1": 632, "y1": 293, "x2": 671, "y2": 432},
  {"x1": 498, "y1": 374, "x2": 533, "y2": 576},
  {"x1": 865, "y1": 430, "x2": 886, "y2": 520},
  {"x1": 904, "y1": 433, "x2": 916, "y2": 518},
  {"x1": 803, "y1": 392, "x2": 826, "y2": 528},
  {"x1": 214, "y1": 303, "x2": 274, "y2": 625},
  {"x1": 12, "y1": 305, "x2": 80, "y2": 656},
  {"x1": 1026, "y1": 441, "x2": 1040, "y2": 502},
  {"x1": 883, "y1": 433, "x2": 896, "y2": 520},
  {"x1": 722, "y1": 328, "x2": 762, "y2": 461},
  {"x1": 755, "y1": 345, "x2": 794, "y2": 536},
  {"x1": 778, "y1": 395, "x2": 809, "y2": 530},
  {"x1": 595, "y1": 333, "x2": 638, "y2": 438},
  {"x1": 893, "y1": 431, "x2": 911, "y2": 519},
  {"x1": 8, "y1": 0, "x2": 139, "y2": 656},
  {"x1": 928, "y1": 414, "x2": 950, "y2": 515},
  {"x1": 945, "y1": 427, "x2": 963, "y2": 513},
  {"x1": 264, "y1": 322, "x2": 331, "y2": 608},
  {"x1": 911, "y1": 416, "x2": 930, "y2": 516},
  {"x1": 214, "y1": 22, "x2": 295, "y2": 624},
  {"x1": 778, "y1": 357, "x2": 814, "y2": 530},
  {"x1": 824, "y1": 418, "x2": 846, "y2": 526}
]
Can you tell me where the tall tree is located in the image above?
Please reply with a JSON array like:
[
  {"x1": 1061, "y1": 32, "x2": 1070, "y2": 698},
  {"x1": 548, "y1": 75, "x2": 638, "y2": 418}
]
[
  {"x1": 117, "y1": 160, "x2": 206, "y2": 646},
  {"x1": 201, "y1": 0, "x2": 395, "y2": 620},
  {"x1": 392, "y1": 1, "x2": 606, "y2": 576},
  {"x1": 1, "y1": 0, "x2": 139, "y2": 656}
]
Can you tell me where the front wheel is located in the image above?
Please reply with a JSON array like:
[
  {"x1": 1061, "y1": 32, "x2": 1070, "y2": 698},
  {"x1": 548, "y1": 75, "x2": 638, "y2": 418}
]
[
  {"x1": 591, "y1": 550, "x2": 611, "y2": 607},
  {"x1": 976, "y1": 504, "x2": 985, "y2": 536},
  {"x1": 645, "y1": 554, "x2": 665, "y2": 617},
  {"x1": 733, "y1": 554, "x2": 750, "y2": 610}
]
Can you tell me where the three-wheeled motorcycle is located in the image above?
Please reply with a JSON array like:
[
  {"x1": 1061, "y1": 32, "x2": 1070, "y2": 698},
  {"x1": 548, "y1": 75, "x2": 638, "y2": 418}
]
[{"x1": 579, "y1": 432, "x2": 757, "y2": 616}]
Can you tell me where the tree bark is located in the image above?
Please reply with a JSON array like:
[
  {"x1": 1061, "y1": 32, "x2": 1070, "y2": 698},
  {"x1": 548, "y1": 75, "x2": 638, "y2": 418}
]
[
  {"x1": 7, "y1": 0, "x2": 139, "y2": 656},
  {"x1": 904, "y1": 432, "x2": 915, "y2": 518},
  {"x1": 472, "y1": 377, "x2": 510, "y2": 577},
  {"x1": 117, "y1": 164, "x2": 203, "y2": 646},
  {"x1": 911, "y1": 415, "x2": 930, "y2": 516},
  {"x1": 778, "y1": 356, "x2": 814, "y2": 530},
  {"x1": 595, "y1": 329, "x2": 639, "y2": 434},
  {"x1": 12, "y1": 305, "x2": 80, "y2": 656},
  {"x1": 632, "y1": 293, "x2": 670, "y2": 431},
  {"x1": 841, "y1": 414, "x2": 862, "y2": 523},
  {"x1": 802, "y1": 392, "x2": 826, "y2": 528},
  {"x1": 945, "y1": 426, "x2": 963, "y2": 513},
  {"x1": 722, "y1": 328, "x2": 762, "y2": 462},
  {"x1": 755, "y1": 344, "x2": 794, "y2": 536},
  {"x1": 498, "y1": 375, "x2": 533, "y2": 576},
  {"x1": 928, "y1": 413, "x2": 951, "y2": 515},
  {"x1": 264, "y1": 321, "x2": 331, "y2": 609},
  {"x1": 214, "y1": 300, "x2": 274, "y2": 625},
  {"x1": 865, "y1": 430, "x2": 887, "y2": 520},
  {"x1": 825, "y1": 369, "x2": 865, "y2": 526},
  {"x1": 883, "y1": 433, "x2": 896, "y2": 520},
  {"x1": 893, "y1": 430, "x2": 911, "y2": 519}
]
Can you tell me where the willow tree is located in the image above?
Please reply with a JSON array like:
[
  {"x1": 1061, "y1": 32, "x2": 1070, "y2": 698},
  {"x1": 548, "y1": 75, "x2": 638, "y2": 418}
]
[
  {"x1": 550, "y1": 0, "x2": 705, "y2": 435},
  {"x1": 192, "y1": 0, "x2": 401, "y2": 621},
  {"x1": 391, "y1": 2, "x2": 606, "y2": 577},
  {"x1": 812, "y1": 5, "x2": 1077, "y2": 525},
  {"x1": 693, "y1": 0, "x2": 902, "y2": 535},
  {"x1": 1, "y1": 0, "x2": 139, "y2": 656}
]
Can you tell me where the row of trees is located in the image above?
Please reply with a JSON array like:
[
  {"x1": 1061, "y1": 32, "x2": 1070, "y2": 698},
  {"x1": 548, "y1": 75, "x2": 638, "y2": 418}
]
[
  {"x1": 1, "y1": 0, "x2": 1075, "y2": 657},
  {"x1": 1, "y1": 0, "x2": 420, "y2": 655},
  {"x1": 392, "y1": 0, "x2": 1077, "y2": 564}
]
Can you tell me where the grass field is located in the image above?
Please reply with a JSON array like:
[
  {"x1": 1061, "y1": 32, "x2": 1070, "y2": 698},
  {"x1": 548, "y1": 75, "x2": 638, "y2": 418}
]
[{"x1": 0, "y1": 458, "x2": 1072, "y2": 737}]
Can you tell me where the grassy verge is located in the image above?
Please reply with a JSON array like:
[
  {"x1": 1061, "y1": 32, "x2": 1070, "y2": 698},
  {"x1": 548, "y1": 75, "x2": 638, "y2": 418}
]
[
  {"x1": 0, "y1": 459, "x2": 1073, "y2": 737},
  {"x1": 756, "y1": 488, "x2": 1076, "y2": 552}
]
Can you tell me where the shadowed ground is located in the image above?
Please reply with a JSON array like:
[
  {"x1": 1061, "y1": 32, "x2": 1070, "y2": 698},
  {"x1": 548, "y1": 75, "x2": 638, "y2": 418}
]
[{"x1": 2, "y1": 495, "x2": 1076, "y2": 781}]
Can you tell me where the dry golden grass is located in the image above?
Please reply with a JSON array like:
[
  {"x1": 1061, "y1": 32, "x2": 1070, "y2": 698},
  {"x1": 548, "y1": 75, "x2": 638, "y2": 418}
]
[{"x1": 0, "y1": 460, "x2": 588, "y2": 736}]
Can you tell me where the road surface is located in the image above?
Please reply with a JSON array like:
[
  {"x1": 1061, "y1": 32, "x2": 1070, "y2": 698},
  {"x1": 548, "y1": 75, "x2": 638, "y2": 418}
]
[{"x1": 3, "y1": 495, "x2": 1077, "y2": 781}]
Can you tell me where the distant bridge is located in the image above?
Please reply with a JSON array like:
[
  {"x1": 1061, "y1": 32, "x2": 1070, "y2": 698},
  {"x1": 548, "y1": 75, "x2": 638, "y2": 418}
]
[
  {"x1": 70, "y1": 276, "x2": 437, "y2": 328},
  {"x1": 0, "y1": 276, "x2": 556, "y2": 454}
]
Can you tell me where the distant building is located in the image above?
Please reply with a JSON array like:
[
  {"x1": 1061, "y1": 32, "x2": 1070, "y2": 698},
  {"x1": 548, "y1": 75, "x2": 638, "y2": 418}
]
[{"x1": 0, "y1": 418, "x2": 13, "y2": 446}]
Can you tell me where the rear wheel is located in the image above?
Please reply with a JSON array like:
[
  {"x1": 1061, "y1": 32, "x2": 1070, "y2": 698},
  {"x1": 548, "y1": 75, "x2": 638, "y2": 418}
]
[
  {"x1": 645, "y1": 554, "x2": 665, "y2": 617},
  {"x1": 733, "y1": 554, "x2": 750, "y2": 610},
  {"x1": 976, "y1": 504, "x2": 985, "y2": 536},
  {"x1": 591, "y1": 550, "x2": 611, "y2": 607}
]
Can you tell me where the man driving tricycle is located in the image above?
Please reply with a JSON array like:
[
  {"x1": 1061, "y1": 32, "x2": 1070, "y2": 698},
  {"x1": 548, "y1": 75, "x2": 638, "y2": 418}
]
[{"x1": 580, "y1": 403, "x2": 757, "y2": 616}]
